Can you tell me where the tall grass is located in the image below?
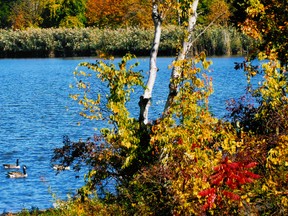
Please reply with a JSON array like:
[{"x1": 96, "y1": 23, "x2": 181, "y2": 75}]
[{"x1": 0, "y1": 26, "x2": 254, "y2": 58}]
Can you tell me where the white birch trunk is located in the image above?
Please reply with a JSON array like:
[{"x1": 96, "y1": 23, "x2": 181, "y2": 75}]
[
  {"x1": 163, "y1": 0, "x2": 199, "y2": 113},
  {"x1": 139, "y1": 2, "x2": 162, "y2": 125}
]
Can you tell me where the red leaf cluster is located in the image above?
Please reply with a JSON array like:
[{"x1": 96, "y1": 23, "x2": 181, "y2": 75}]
[
  {"x1": 222, "y1": 190, "x2": 240, "y2": 201},
  {"x1": 198, "y1": 188, "x2": 216, "y2": 197},
  {"x1": 199, "y1": 188, "x2": 217, "y2": 211},
  {"x1": 211, "y1": 157, "x2": 260, "y2": 190},
  {"x1": 198, "y1": 157, "x2": 261, "y2": 211}
]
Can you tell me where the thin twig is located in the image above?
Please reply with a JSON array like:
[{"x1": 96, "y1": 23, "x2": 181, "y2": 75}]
[{"x1": 186, "y1": 11, "x2": 227, "y2": 55}]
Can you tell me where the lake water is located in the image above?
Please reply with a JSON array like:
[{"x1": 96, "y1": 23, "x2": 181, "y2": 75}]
[{"x1": 0, "y1": 56, "x2": 249, "y2": 213}]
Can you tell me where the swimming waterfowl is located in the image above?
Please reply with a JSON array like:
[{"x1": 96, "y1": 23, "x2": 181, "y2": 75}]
[
  {"x1": 3, "y1": 159, "x2": 20, "y2": 169},
  {"x1": 7, "y1": 165, "x2": 27, "y2": 178},
  {"x1": 52, "y1": 164, "x2": 70, "y2": 171}
]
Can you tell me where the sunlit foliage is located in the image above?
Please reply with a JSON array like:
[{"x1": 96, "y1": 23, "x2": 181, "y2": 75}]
[
  {"x1": 227, "y1": 56, "x2": 288, "y2": 214},
  {"x1": 85, "y1": 0, "x2": 122, "y2": 28},
  {"x1": 237, "y1": 0, "x2": 288, "y2": 67},
  {"x1": 51, "y1": 50, "x2": 265, "y2": 215},
  {"x1": 0, "y1": 0, "x2": 245, "y2": 29},
  {"x1": 47, "y1": 0, "x2": 288, "y2": 215},
  {"x1": 225, "y1": 1, "x2": 288, "y2": 214},
  {"x1": 9, "y1": 0, "x2": 46, "y2": 29},
  {"x1": 0, "y1": 26, "x2": 252, "y2": 58},
  {"x1": 206, "y1": 0, "x2": 230, "y2": 26},
  {"x1": 41, "y1": 0, "x2": 87, "y2": 28},
  {"x1": 85, "y1": 0, "x2": 153, "y2": 28}
]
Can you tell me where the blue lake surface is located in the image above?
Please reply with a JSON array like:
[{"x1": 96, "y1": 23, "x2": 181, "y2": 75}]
[{"x1": 0, "y1": 56, "x2": 250, "y2": 213}]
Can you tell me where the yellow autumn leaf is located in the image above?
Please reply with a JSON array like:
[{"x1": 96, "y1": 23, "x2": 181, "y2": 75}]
[
  {"x1": 262, "y1": 184, "x2": 269, "y2": 191},
  {"x1": 202, "y1": 60, "x2": 212, "y2": 70}
]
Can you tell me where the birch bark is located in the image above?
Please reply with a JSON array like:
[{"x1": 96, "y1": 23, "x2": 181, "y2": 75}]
[
  {"x1": 163, "y1": 0, "x2": 199, "y2": 113},
  {"x1": 139, "y1": 2, "x2": 162, "y2": 125}
]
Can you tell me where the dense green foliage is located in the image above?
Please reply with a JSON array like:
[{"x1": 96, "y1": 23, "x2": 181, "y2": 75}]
[
  {"x1": 41, "y1": 0, "x2": 87, "y2": 28},
  {"x1": 0, "y1": 0, "x2": 15, "y2": 28},
  {"x1": 0, "y1": 26, "x2": 253, "y2": 58}
]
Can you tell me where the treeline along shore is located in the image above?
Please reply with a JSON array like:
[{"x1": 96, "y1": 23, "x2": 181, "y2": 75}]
[{"x1": 0, "y1": 26, "x2": 253, "y2": 58}]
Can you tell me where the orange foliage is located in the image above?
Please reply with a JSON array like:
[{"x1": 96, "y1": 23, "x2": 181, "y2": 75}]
[
  {"x1": 240, "y1": 0, "x2": 288, "y2": 65},
  {"x1": 85, "y1": 0, "x2": 153, "y2": 28},
  {"x1": 86, "y1": 0, "x2": 124, "y2": 27},
  {"x1": 11, "y1": 10, "x2": 28, "y2": 30},
  {"x1": 206, "y1": 0, "x2": 230, "y2": 26},
  {"x1": 120, "y1": 0, "x2": 153, "y2": 28}
]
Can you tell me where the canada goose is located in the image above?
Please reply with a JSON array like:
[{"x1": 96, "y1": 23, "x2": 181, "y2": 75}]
[
  {"x1": 3, "y1": 159, "x2": 20, "y2": 169},
  {"x1": 52, "y1": 164, "x2": 70, "y2": 171},
  {"x1": 7, "y1": 165, "x2": 27, "y2": 178}
]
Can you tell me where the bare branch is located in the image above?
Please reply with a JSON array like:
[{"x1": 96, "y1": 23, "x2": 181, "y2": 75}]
[{"x1": 187, "y1": 11, "x2": 227, "y2": 55}]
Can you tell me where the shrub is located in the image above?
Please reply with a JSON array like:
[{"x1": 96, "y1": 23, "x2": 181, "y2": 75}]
[
  {"x1": 50, "y1": 53, "x2": 264, "y2": 215},
  {"x1": 0, "y1": 26, "x2": 253, "y2": 58}
]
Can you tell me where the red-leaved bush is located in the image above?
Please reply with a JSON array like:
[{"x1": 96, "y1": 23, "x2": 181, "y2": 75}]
[{"x1": 199, "y1": 156, "x2": 261, "y2": 211}]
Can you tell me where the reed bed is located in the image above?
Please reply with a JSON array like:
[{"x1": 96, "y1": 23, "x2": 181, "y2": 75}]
[{"x1": 0, "y1": 26, "x2": 253, "y2": 58}]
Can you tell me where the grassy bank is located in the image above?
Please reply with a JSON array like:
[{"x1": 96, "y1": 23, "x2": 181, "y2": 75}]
[
  {"x1": 0, "y1": 26, "x2": 253, "y2": 58},
  {"x1": 3, "y1": 198, "x2": 124, "y2": 216}
]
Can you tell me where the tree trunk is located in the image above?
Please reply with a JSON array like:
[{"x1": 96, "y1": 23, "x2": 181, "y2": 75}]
[
  {"x1": 139, "y1": 2, "x2": 162, "y2": 125},
  {"x1": 163, "y1": 0, "x2": 199, "y2": 113}
]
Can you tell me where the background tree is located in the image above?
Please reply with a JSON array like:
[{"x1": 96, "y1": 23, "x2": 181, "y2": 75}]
[
  {"x1": 196, "y1": 0, "x2": 213, "y2": 25},
  {"x1": 41, "y1": 0, "x2": 87, "y2": 28},
  {"x1": 85, "y1": 0, "x2": 125, "y2": 28},
  {"x1": 227, "y1": 0, "x2": 249, "y2": 27},
  {"x1": 206, "y1": 0, "x2": 230, "y2": 26},
  {"x1": 0, "y1": 0, "x2": 17, "y2": 28},
  {"x1": 120, "y1": 0, "x2": 153, "y2": 28},
  {"x1": 85, "y1": 0, "x2": 153, "y2": 28},
  {"x1": 241, "y1": 0, "x2": 288, "y2": 68},
  {"x1": 229, "y1": 0, "x2": 288, "y2": 68},
  {"x1": 59, "y1": 0, "x2": 87, "y2": 27},
  {"x1": 41, "y1": 0, "x2": 62, "y2": 27},
  {"x1": 9, "y1": 0, "x2": 47, "y2": 29}
]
